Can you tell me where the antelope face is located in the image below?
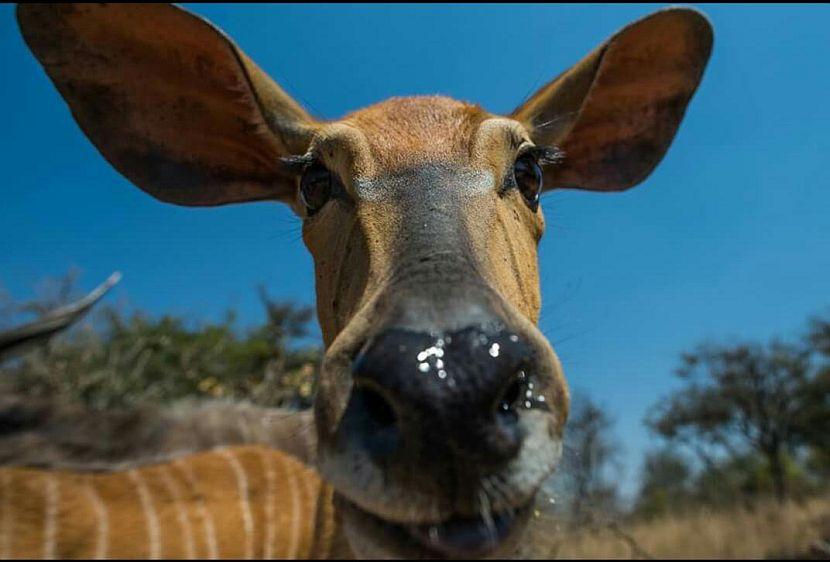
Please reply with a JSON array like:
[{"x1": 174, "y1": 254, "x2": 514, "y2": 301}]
[
  {"x1": 18, "y1": 4, "x2": 712, "y2": 558},
  {"x1": 305, "y1": 101, "x2": 567, "y2": 557}
]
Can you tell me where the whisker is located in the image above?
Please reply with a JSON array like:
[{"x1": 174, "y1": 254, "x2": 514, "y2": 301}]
[
  {"x1": 478, "y1": 488, "x2": 498, "y2": 548},
  {"x1": 531, "y1": 110, "x2": 580, "y2": 132},
  {"x1": 487, "y1": 474, "x2": 517, "y2": 519}
]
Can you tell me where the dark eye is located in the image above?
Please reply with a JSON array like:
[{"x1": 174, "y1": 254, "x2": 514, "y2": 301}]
[
  {"x1": 513, "y1": 153, "x2": 543, "y2": 211},
  {"x1": 299, "y1": 161, "x2": 332, "y2": 215}
]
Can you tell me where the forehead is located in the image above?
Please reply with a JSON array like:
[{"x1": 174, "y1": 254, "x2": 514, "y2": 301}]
[{"x1": 339, "y1": 96, "x2": 502, "y2": 172}]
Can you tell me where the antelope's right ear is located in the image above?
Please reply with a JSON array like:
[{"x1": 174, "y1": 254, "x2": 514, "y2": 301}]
[{"x1": 17, "y1": 3, "x2": 316, "y2": 206}]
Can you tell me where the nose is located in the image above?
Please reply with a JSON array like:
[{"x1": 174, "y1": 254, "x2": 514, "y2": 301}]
[{"x1": 339, "y1": 326, "x2": 545, "y2": 471}]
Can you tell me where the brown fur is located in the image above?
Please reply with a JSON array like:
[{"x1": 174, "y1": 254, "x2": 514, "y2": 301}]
[{"x1": 343, "y1": 96, "x2": 490, "y2": 173}]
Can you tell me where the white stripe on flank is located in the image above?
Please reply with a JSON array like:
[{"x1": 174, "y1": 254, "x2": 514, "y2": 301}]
[
  {"x1": 158, "y1": 466, "x2": 196, "y2": 559},
  {"x1": 128, "y1": 470, "x2": 161, "y2": 559},
  {"x1": 281, "y1": 454, "x2": 302, "y2": 559},
  {"x1": 298, "y1": 469, "x2": 315, "y2": 556},
  {"x1": 43, "y1": 475, "x2": 60, "y2": 560},
  {"x1": 83, "y1": 478, "x2": 109, "y2": 560},
  {"x1": 219, "y1": 449, "x2": 254, "y2": 559},
  {"x1": 258, "y1": 450, "x2": 277, "y2": 559},
  {"x1": 173, "y1": 459, "x2": 219, "y2": 560},
  {"x1": 0, "y1": 472, "x2": 11, "y2": 559}
]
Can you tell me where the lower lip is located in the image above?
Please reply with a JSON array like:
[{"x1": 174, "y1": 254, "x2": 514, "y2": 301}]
[
  {"x1": 342, "y1": 496, "x2": 532, "y2": 558},
  {"x1": 405, "y1": 506, "x2": 527, "y2": 557}
]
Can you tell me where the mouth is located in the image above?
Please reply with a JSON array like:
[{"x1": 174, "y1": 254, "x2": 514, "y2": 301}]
[{"x1": 337, "y1": 494, "x2": 533, "y2": 558}]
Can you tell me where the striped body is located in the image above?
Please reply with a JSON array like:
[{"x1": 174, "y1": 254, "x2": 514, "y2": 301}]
[{"x1": 0, "y1": 445, "x2": 338, "y2": 559}]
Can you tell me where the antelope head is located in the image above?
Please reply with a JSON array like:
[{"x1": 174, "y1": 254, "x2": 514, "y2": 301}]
[{"x1": 18, "y1": 4, "x2": 712, "y2": 558}]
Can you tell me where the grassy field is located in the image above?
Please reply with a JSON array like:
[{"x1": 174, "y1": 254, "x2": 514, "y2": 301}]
[{"x1": 526, "y1": 496, "x2": 830, "y2": 559}]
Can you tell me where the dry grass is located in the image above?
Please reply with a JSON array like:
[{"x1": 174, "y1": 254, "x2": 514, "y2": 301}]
[{"x1": 525, "y1": 496, "x2": 830, "y2": 559}]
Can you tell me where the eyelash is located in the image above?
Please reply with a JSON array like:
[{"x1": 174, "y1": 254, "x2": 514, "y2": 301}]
[
  {"x1": 522, "y1": 145, "x2": 564, "y2": 166},
  {"x1": 279, "y1": 153, "x2": 315, "y2": 174},
  {"x1": 499, "y1": 144, "x2": 562, "y2": 194},
  {"x1": 280, "y1": 145, "x2": 563, "y2": 174}
]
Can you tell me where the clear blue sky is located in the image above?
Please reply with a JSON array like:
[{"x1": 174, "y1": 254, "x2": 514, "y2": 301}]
[{"x1": 1, "y1": 4, "x2": 828, "y2": 496}]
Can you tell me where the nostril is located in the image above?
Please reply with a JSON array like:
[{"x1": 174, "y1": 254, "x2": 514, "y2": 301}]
[
  {"x1": 471, "y1": 370, "x2": 529, "y2": 465},
  {"x1": 359, "y1": 386, "x2": 397, "y2": 429},
  {"x1": 346, "y1": 385, "x2": 401, "y2": 461},
  {"x1": 498, "y1": 378, "x2": 522, "y2": 413},
  {"x1": 495, "y1": 370, "x2": 529, "y2": 423}
]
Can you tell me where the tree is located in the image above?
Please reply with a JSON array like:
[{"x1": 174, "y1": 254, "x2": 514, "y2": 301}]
[
  {"x1": 798, "y1": 316, "x2": 830, "y2": 443},
  {"x1": 646, "y1": 337, "x2": 822, "y2": 503},
  {"x1": 634, "y1": 448, "x2": 693, "y2": 518},
  {"x1": 0, "y1": 272, "x2": 322, "y2": 410},
  {"x1": 552, "y1": 394, "x2": 622, "y2": 523},
  {"x1": 800, "y1": 314, "x2": 830, "y2": 482},
  {"x1": 808, "y1": 314, "x2": 830, "y2": 357}
]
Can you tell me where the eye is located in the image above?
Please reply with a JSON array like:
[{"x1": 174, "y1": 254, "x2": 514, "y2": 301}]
[
  {"x1": 512, "y1": 153, "x2": 543, "y2": 211},
  {"x1": 299, "y1": 161, "x2": 332, "y2": 215}
]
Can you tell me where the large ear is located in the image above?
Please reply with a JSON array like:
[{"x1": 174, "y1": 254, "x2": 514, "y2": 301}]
[
  {"x1": 512, "y1": 8, "x2": 713, "y2": 192},
  {"x1": 17, "y1": 3, "x2": 315, "y2": 206}
]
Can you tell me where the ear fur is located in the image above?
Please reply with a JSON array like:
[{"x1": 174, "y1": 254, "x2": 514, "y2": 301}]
[{"x1": 512, "y1": 8, "x2": 713, "y2": 191}]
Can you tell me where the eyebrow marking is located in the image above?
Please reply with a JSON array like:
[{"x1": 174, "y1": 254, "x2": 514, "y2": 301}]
[{"x1": 510, "y1": 133, "x2": 526, "y2": 150}]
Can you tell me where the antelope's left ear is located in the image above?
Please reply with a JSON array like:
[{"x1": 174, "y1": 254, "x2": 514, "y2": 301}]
[{"x1": 512, "y1": 8, "x2": 713, "y2": 192}]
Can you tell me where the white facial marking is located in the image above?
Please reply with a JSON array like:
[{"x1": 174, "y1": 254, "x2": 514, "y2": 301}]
[{"x1": 355, "y1": 168, "x2": 496, "y2": 202}]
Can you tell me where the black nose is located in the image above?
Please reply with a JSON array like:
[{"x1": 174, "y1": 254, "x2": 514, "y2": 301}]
[{"x1": 339, "y1": 327, "x2": 544, "y2": 470}]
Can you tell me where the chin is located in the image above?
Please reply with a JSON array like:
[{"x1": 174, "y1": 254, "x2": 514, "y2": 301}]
[{"x1": 336, "y1": 493, "x2": 535, "y2": 559}]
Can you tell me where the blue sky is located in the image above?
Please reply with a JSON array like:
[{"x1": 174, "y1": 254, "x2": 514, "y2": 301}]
[{"x1": 1, "y1": 4, "x2": 828, "y2": 496}]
